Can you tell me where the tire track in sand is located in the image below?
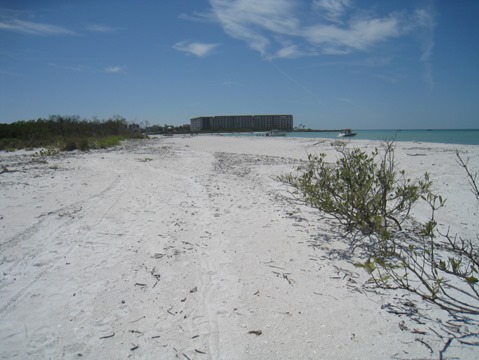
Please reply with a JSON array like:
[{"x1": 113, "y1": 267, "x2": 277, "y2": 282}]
[{"x1": 0, "y1": 167, "x2": 132, "y2": 318}]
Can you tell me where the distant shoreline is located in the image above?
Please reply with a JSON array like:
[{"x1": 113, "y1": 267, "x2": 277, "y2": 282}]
[
  {"x1": 179, "y1": 128, "x2": 479, "y2": 135},
  {"x1": 214, "y1": 129, "x2": 479, "y2": 146},
  {"x1": 148, "y1": 128, "x2": 479, "y2": 145}
]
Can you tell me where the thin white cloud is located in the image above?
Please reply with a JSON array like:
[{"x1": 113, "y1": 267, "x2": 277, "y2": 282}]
[
  {"x1": 274, "y1": 44, "x2": 308, "y2": 59},
  {"x1": 70, "y1": 64, "x2": 94, "y2": 73},
  {"x1": 312, "y1": 0, "x2": 351, "y2": 23},
  {"x1": 209, "y1": 0, "x2": 299, "y2": 58},
  {"x1": 414, "y1": 6, "x2": 437, "y2": 90},
  {"x1": 178, "y1": 12, "x2": 216, "y2": 23},
  {"x1": 50, "y1": 63, "x2": 126, "y2": 74},
  {"x1": 269, "y1": 60, "x2": 323, "y2": 103},
  {"x1": 104, "y1": 66, "x2": 126, "y2": 73},
  {"x1": 173, "y1": 41, "x2": 220, "y2": 57},
  {"x1": 86, "y1": 24, "x2": 116, "y2": 33},
  {"x1": 304, "y1": 15, "x2": 404, "y2": 54},
  {"x1": 0, "y1": 18, "x2": 76, "y2": 36},
  {"x1": 338, "y1": 97, "x2": 362, "y2": 108},
  {"x1": 200, "y1": 0, "x2": 435, "y2": 61}
]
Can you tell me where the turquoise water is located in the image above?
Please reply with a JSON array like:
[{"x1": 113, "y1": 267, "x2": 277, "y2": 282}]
[{"x1": 286, "y1": 129, "x2": 479, "y2": 145}]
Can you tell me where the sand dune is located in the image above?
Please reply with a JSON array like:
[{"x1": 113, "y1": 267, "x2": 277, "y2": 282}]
[{"x1": 1, "y1": 135, "x2": 478, "y2": 359}]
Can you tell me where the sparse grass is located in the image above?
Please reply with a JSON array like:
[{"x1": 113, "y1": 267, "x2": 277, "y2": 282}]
[{"x1": 91, "y1": 135, "x2": 124, "y2": 149}]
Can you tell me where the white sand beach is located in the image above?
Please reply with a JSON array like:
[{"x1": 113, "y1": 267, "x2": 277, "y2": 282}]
[{"x1": 1, "y1": 135, "x2": 478, "y2": 359}]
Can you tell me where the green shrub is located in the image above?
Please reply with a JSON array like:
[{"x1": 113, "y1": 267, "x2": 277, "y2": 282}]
[
  {"x1": 77, "y1": 138, "x2": 90, "y2": 151},
  {"x1": 34, "y1": 146, "x2": 59, "y2": 157},
  {"x1": 280, "y1": 141, "x2": 431, "y2": 246},
  {"x1": 358, "y1": 152, "x2": 479, "y2": 317},
  {"x1": 62, "y1": 139, "x2": 78, "y2": 151},
  {"x1": 280, "y1": 141, "x2": 479, "y2": 334}
]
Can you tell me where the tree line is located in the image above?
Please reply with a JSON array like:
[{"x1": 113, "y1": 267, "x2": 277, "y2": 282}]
[{"x1": 0, "y1": 115, "x2": 142, "y2": 151}]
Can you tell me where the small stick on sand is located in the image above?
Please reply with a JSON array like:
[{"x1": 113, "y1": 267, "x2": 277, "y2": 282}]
[
  {"x1": 167, "y1": 306, "x2": 175, "y2": 316},
  {"x1": 415, "y1": 338, "x2": 433, "y2": 354},
  {"x1": 129, "y1": 330, "x2": 144, "y2": 337},
  {"x1": 283, "y1": 273, "x2": 293, "y2": 285},
  {"x1": 130, "y1": 316, "x2": 145, "y2": 323}
]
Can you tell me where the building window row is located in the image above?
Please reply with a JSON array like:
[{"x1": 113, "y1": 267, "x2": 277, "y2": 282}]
[{"x1": 191, "y1": 115, "x2": 293, "y2": 131}]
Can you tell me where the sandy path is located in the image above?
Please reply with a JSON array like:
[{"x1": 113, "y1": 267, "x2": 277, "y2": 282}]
[{"x1": 1, "y1": 136, "x2": 478, "y2": 359}]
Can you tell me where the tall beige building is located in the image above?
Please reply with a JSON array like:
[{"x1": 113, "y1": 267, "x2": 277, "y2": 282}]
[{"x1": 190, "y1": 114, "x2": 293, "y2": 131}]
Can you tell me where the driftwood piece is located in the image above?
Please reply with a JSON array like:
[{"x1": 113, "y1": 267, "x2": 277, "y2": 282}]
[
  {"x1": 415, "y1": 338, "x2": 433, "y2": 354},
  {"x1": 282, "y1": 273, "x2": 294, "y2": 285}
]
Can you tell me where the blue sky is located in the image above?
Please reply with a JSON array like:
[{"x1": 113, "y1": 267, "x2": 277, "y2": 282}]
[{"x1": 0, "y1": 0, "x2": 478, "y2": 129}]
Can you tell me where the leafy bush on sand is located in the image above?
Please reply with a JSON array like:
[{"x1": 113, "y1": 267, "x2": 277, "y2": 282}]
[
  {"x1": 34, "y1": 146, "x2": 60, "y2": 157},
  {"x1": 280, "y1": 141, "x2": 432, "y2": 245},
  {"x1": 280, "y1": 142, "x2": 479, "y2": 325}
]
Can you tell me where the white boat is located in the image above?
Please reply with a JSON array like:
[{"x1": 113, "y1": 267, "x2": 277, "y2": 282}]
[
  {"x1": 338, "y1": 129, "x2": 357, "y2": 137},
  {"x1": 267, "y1": 129, "x2": 287, "y2": 136},
  {"x1": 256, "y1": 130, "x2": 287, "y2": 137}
]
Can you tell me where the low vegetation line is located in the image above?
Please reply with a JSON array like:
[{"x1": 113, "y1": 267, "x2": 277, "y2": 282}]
[{"x1": 0, "y1": 115, "x2": 143, "y2": 152}]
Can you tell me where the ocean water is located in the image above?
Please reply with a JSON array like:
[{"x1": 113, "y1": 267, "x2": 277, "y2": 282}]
[{"x1": 287, "y1": 129, "x2": 479, "y2": 145}]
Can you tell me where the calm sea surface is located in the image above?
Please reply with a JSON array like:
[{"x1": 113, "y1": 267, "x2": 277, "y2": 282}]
[{"x1": 248, "y1": 129, "x2": 479, "y2": 145}]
